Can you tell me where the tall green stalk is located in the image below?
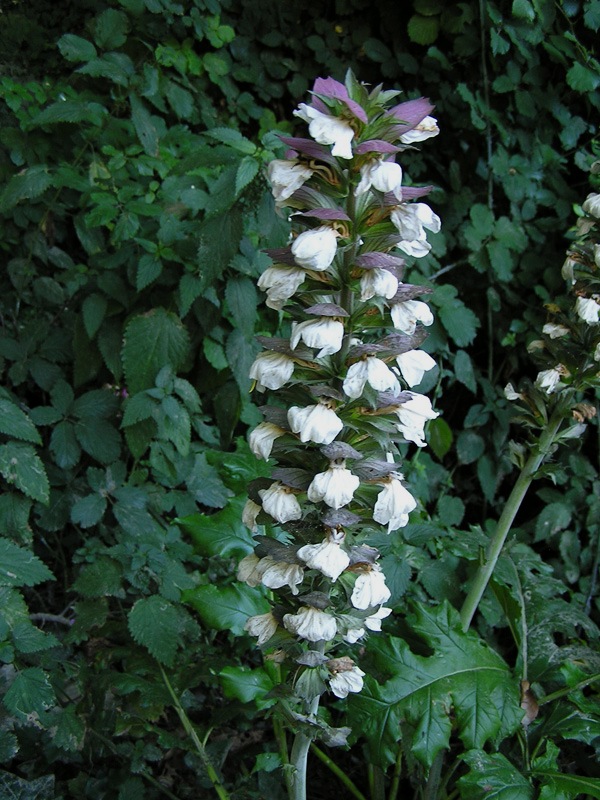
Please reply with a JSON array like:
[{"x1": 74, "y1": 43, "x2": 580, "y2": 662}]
[{"x1": 460, "y1": 409, "x2": 564, "y2": 632}]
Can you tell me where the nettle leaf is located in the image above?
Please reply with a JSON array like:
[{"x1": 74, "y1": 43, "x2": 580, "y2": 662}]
[
  {"x1": 186, "y1": 452, "x2": 231, "y2": 508},
  {"x1": 0, "y1": 166, "x2": 53, "y2": 213},
  {"x1": 178, "y1": 496, "x2": 252, "y2": 556},
  {"x1": 0, "y1": 399, "x2": 41, "y2": 444},
  {"x1": 432, "y1": 285, "x2": 480, "y2": 347},
  {"x1": 458, "y1": 750, "x2": 533, "y2": 800},
  {"x1": 128, "y1": 595, "x2": 181, "y2": 666},
  {"x1": 0, "y1": 442, "x2": 49, "y2": 504},
  {"x1": 12, "y1": 622, "x2": 58, "y2": 654},
  {"x1": 57, "y1": 33, "x2": 97, "y2": 62},
  {"x1": 197, "y1": 209, "x2": 244, "y2": 291},
  {"x1": 93, "y1": 8, "x2": 129, "y2": 49},
  {"x1": 3, "y1": 667, "x2": 57, "y2": 721},
  {"x1": 82, "y1": 294, "x2": 108, "y2": 339},
  {"x1": 347, "y1": 602, "x2": 521, "y2": 768},
  {"x1": 225, "y1": 275, "x2": 257, "y2": 338},
  {"x1": 122, "y1": 309, "x2": 190, "y2": 394},
  {"x1": 50, "y1": 421, "x2": 81, "y2": 469},
  {"x1": 72, "y1": 557, "x2": 124, "y2": 598},
  {"x1": 70, "y1": 494, "x2": 108, "y2": 528},
  {"x1": 130, "y1": 93, "x2": 159, "y2": 156},
  {"x1": 74, "y1": 418, "x2": 121, "y2": 464},
  {"x1": 184, "y1": 583, "x2": 270, "y2": 635},
  {"x1": 235, "y1": 155, "x2": 260, "y2": 195},
  {"x1": 0, "y1": 539, "x2": 53, "y2": 587}
]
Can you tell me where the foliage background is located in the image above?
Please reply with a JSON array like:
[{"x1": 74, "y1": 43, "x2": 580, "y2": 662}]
[{"x1": 0, "y1": 0, "x2": 598, "y2": 797}]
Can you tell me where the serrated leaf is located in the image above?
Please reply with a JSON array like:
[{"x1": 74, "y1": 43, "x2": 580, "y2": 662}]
[
  {"x1": 235, "y1": 156, "x2": 260, "y2": 195},
  {"x1": 12, "y1": 622, "x2": 58, "y2": 653},
  {"x1": 0, "y1": 539, "x2": 53, "y2": 587},
  {"x1": 433, "y1": 285, "x2": 480, "y2": 347},
  {"x1": 226, "y1": 329, "x2": 259, "y2": 394},
  {"x1": 456, "y1": 430, "x2": 485, "y2": 464},
  {"x1": 73, "y1": 389, "x2": 119, "y2": 419},
  {"x1": 75, "y1": 418, "x2": 121, "y2": 464},
  {"x1": 130, "y1": 93, "x2": 159, "y2": 156},
  {"x1": 93, "y1": 8, "x2": 129, "y2": 49},
  {"x1": 203, "y1": 338, "x2": 228, "y2": 371},
  {"x1": 128, "y1": 596, "x2": 181, "y2": 666},
  {"x1": 57, "y1": 33, "x2": 97, "y2": 62},
  {"x1": 534, "y1": 502, "x2": 571, "y2": 541},
  {"x1": 459, "y1": 750, "x2": 533, "y2": 799},
  {"x1": 32, "y1": 100, "x2": 107, "y2": 127},
  {"x1": 3, "y1": 667, "x2": 56, "y2": 721},
  {"x1": 136, "y1": 254, "x2": 163, "y2": 290},
  {"x1": 82, "y1": 293, "x2": 108, "y2": 339},
  {"x1": 347, "y1": 603, "x2": 522, "y2": 768},
  {"x1": 566, "y1": 62, "x2": 600, "y2": 92},
  {"x1": 512, "y1": 0, "x2": 535, "y2": 20},
  {"x1": 186, "y1": 452, "x2": 231, "y2": 508},
  {"x1": 122, "y1": 392, "x2": 157, "y2": 426},
  {"x1": 184, "y1": 583, "x2": 270, "y2": 635},
  {"x1": 0, "y1": 166, "x2": 53, "y2": 213},
  {"x1": 51, "y1": 705, "x2": 86, "y2": 752},
  {"x1": 50, "y1": 421, "x2": 80, "y2": 469},
  {"x1": 159, "y1": 396, "x2": 191, "y2": 456},
  {"x1": 0, "y1": 730, "x2": 19, "y2": 762},
  {"x1": 72, "y1": 558, "x2": 123, "y2": 598},
  {"x1": 78, "y1": 53, "x2": 134, "y2": 86},
  {"x1": 0, "y1": 442, "x2": 49, "y2": 503},
  {"x1": 70, "y1": 494, "x2": 107, "y2": 528},
  {"x1": 225, "y1": 276, "x2": 257, "y2": 338},
  {"x1": 0, "y1": 400, "x2": 41, "y2": 444},
  {"x1": 407, "y1": 13, "x2": 440, "y2": 44},
  {"x1": 197, "y1": 210, "x2": 244, "y2": 291},
  {"x1": 534, "y1": 772, "x2": 600, "y2": 799},
  {"x1": 122, "y1": 309, "x2": 190, "y2": 395}
]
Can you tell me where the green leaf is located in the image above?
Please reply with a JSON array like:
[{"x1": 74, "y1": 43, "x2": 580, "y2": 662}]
[
  {"x1": 0, "y1": 771, "x2": 55, "y2": 799},
  {"x1": 437, "y1": 495, "x2": 465, "y2": 527},
  {"x1": 456, "y1": 431, "x2": 485, "y2": 464},
  {"x1": 136, "y1": 254, "x2": 163, "y2": 290},
  {"x1": 428, "y1": 416, "x2": 453, "y2": 459},
  {"x1": 82, "y1": 294, "x2": 108, "y2": 339},
  {"x1": 32, "y1": 100, "x2": 107, "y2": 127},
  {"x1": 226, "y1": 329, "x2": 259, "y2": 394},
  {"x1": 235, "y1": 156, "x2": 260, "y2": 196},
  {"x1": 0, "y1": 730, "x2": 19, "y2": 762},
  {"x1": 184, "y1": 583, "x2": 270, "y2": 635},
  {"x1": 178, "y1": 496, "x2": 254, "y2": 557},
  {"x1": 454, "y1": 350, "x2": 477, "y2": 393},
  {"x1": 3, "y1": 667, "x2": 56, "y2": 721},
  {"x1": 459, "y1": 750, "x2": 533, "y2": 799},
  {"x1": 50, "y1": 421, "x2": 80, "y2": 469},
  {"x1": 0, "y1": 442, "x2": 49, "y2": 503},
  {"x1": 203, "y1": 338, "x2": 228, "y2": 371},
  {"x1": 534, "y1": 772, "x2": 600, "y2": 799},
  {"x1": 566, "y1": 62, "x2": 600, "y2": 92},
  {"x1": 122, "y1": 308, "x2": 190, "y2": 394},
  {"x1": 51, "y1": 705, "x2": 86, "y2": 752},
  {"x1": 407, "y1": 13, "x2": 440, "y2": 44},
  {"x1": 130, "y1": 93, "x2": 159, "y2": 156},
  {"x1": 0, "y1": 539, "x2": 53, "y2": 587},
  {"x1": 534, "y1": 502, "x2": 572, "y2": 541},
  {"x1": 186, "y1": 452, "x2": 232, "y2": 508},
  {"x1": 75, "y1": 418, "x2": 121, "y2": 464},
  {"x1": 512, "y1": 0, "x2": 535, "y2": 21},
  {"x1": 12, "y1": 622, "x2": 58, "y2": 654},
  {"x1": 205, "y1": 127, "x2": 257, "y2": 155},
  {"x1": 0, "y1": 166, "x2": 53, "y2": 213},
  {"x1": 72, "y1": 558, "x2": 123, "y2": 598},
  {"x1": 122, "y1": 392, "x2": 157, "y2": 426},
  {"x1": 0, "y1": 493, "x2": 32, "y2": 539},
  {"x1": 57, "y1": 33, "x2": 97, "y2": 62},
  {"x1": 433, "y1": 285, "x2": 480, "y2": 347},
  {"x1": 347, "y1": 603, "x2": 521, "y2": 768},
  {"x1": 73, "y1": 389, "x2": 119, "y2": 419},
  {"x1": 220, "y1": 666, "x2": 276, "y2": 709},
  {"x1": 197, "y1": 210, "x2": 244, "y2": 291},
  {"x1": 225, "y1": 276, "x2": 258, "y2": 338},
  {"x1": 0, "y1": 399, "x2": 41, "y2": 444},
  {"x1": 159, "y1": 397, "x2": 191, "y2": 456},
  {"x1": 78, "y1": 53, "x2": 135, "y2": 86},
  {"x1": 70, "y1": 494, "x2": 107, "y2": 528},
  {"x1": 93, "y1": 8, "x2": 129, "y2": 49},
  {"x1": 128, "y1": 596, "x2": 181, "y2": 666}
]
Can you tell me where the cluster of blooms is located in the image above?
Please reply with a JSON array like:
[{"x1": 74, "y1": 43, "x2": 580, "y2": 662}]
[
  {"x1": 505, "y1": 175, "x2": 600, "y2": 424},
  {"x1": 239, "y1": 74, "x2": 441, "y2": 702}
]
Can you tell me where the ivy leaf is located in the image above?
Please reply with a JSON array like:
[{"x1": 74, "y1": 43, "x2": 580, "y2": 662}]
[
  {"x1": 0, "y1": 442, "x2": 49, "y2": 504},
  {"x1": 122, "y1": 309, "x2": 190, "y2": 394},
  {"x1": 128, "y1": 595, "x2": 181, "y2": 666},
  {"x1": 3, "y1": 667, "x2": 56, "y2": 721},
  {"x1": 458, "y1": 750, "x2": 533, "y2": 799},
  {"x1": 347, "y1": 602, "x2": 522, "y2": 768},
  {"x1": 0, "y1": 399, "x2": 41, "y2": 444},
  {"x1": 184, "y1": 583, "x2": 270, "y2": 635},
  {"x1": 0, "y1": 538, "x2": 53, "y2": 587}
]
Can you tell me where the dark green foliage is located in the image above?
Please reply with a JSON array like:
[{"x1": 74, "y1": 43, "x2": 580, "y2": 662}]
[{"x1": 0, "y1": 0, "x2": 598, "y2": 797}]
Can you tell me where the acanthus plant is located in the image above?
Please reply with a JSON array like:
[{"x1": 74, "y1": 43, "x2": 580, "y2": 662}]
[{"x1": 237, "y1": 72, "x2": 441, "y2": 799}]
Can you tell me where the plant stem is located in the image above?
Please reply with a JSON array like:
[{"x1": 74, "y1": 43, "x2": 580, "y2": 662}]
[
  {"x1": 311, "y1": 743, "x2": 368, "y2": 800},
  {"x1": 288, "y1": 694, "x2": 320, "y2": 800},
  {"x1": 388, "y1": 746, "x2": 403, "y2": 800},
  {"x1": 460, "y1": 409, "x2": 564, "y2": 632},
  {"x1": 538, "y1": 672, "x2": 600, "y2": 705},
  {"x1": 273, "y1": 715, "x2": 293, "y2": 797},
  {"x1": 160, "y1": 667, "x2": 231, "y2": 800},
  {"x1": 423, "y1": 751, "x2": 445, "y2": 800}
]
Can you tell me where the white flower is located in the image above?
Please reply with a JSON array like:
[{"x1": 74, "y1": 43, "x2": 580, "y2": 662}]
[
  {"x1": 288, "y1": 402, "x2": 344, "y2": 444},
  {"x1": 259, "y1": 557, "x2": 304, "y2": 595},
  {"x1": 582, "y1": 192, "x2": 600, "y2": 218},
  {"x1": 535, "y1": 366, "x2": 565, "y2": 394},
  {"x1": 245, "y1": 612, "x2": 278, "y2": 645},
  {"x1": 237, "y1": 553, "x2": 264, "y2": 586},
  {"x1": 542, "y1": 323, "x2": 569, "y2": 339},
  {"x1": 396, "y1": 349, "x2": 436, "y2": 387},
  {"x1": 297, "y1": 537, "x2": 350, "y2": 581},
  {"x1": 241, "y1": 499, "x2": 262, "y2": 531},
  {"x1": 594, "y1": 342, "x2": 600, "y2": 361},
  {"x1": 395, "y1": 392, "x2": 439, "y2": 447},
  {"x1": 561, "y1": 257, "x2": 578, "y2": 285},
  {"x1": 351, "y1": 567, "x2": 391, "y2": 610},
  {"x1": 503, "y1": 383, "x2": 523, "y2": 401},
  {"x1": 248, "y1": 422, "x2": 286, "y2": 460},
  {"x1": 267, "y1": 159, "x2": 314, "y2": 206},
  {"x1": 257, "y1": 265, "x2": 306, "y2": 309},
  {"x1": 356, "y1": 159, "x2": 403, "y2": 199},
  {"x1": 290, "y1": 318, "x2": 345, "y2": 357},
  {"x1": 307, "y1": 460, "x2": 360, "y2": 509},
  {"x1": 294, "y1": 104, "x2": 354, "y2": 158},
  {"x1": 249, "y1": 351, "x2": 295, "y2": 391},
  {"x1": 390, "y1": 203, "x2": 441, "y2": 258},
  {"x1": 283, "y1": 606, "x2": 338, "y2": 641},
  {"x1": 360, "y1": 268, "x2": 399, "y2": 301},
  {"x1": 343, "y1": 356, "x2": 400, "y2": 399},
  {"x1": 399, "y1": 115, "x2": 440, "y2": 143},
  {"x1": 258, "y1": 482, "x2": 302, "y2": 523},
  {"x1": 575, "y1": 296, "x2": 600, "y2": 325},
  {"x1": 291, "y1": 226, "x2": 338, "y2": 271},
  {"x1": 343, "y1": 627, "x2": 365, "y2": 643},
  {"x1": 364, "y1": 606, "x2": 392, "y2": 631},
  {"x1": 328, "y1": 665, "x2": 365, "y2": 698},
  {"x1": 373, "y1": 474, "x2": 417, "y2": 532},
  {"x1": 595, "y1": 244, "x2": 600, "y2": 268},
  {"x1": 391, "y1": 299, "x2": 434, "y2": 335}
]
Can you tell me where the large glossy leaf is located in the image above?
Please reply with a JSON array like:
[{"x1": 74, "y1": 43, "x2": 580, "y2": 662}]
[
  {"x1": 458, "y1": 750, "x2": 533, "y2": 800},
  {"x1": 184, "y1": 583, "x2": 270, "y2": 635},
  {"x1": 177, "y1": 496, "x2": 254, "y2": 557},
  {"x1": 347, "y1": 602, "x2": 522, "y2": 768}
]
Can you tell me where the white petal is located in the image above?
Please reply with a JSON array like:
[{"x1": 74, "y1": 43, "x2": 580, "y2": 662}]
[
  {"x1": 283, "y1": 606, "x2": 338, "y2": 641},
  {"x1": 288, "y1": 404, "x2": 344, "y2": 444},
  {"x1": 396, "y1": 350, "x2": 436, "y2": 387}
]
